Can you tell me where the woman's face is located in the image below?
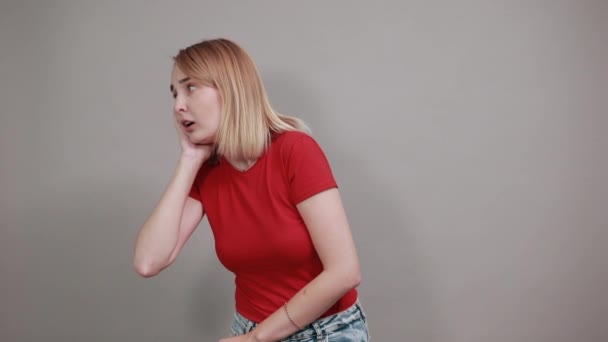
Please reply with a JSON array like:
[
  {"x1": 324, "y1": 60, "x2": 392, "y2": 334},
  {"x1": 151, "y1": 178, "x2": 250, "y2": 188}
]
[{"x1": 170, "y1": 65, "x2": 222, "y2": 145}]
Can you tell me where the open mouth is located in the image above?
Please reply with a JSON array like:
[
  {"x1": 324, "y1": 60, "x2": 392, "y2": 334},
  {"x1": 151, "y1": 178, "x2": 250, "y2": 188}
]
[{"x1": 182, "y1": 121, "x2": 195, "y2": 128}]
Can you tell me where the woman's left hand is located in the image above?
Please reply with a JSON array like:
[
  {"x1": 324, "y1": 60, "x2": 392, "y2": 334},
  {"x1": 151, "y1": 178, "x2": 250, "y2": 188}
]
[{"x1": 219, "y1": 331, "x2": 259, "y2": 342}]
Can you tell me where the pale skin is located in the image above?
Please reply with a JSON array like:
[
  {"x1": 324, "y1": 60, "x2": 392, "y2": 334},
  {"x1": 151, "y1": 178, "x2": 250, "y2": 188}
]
[{"x1": 133, "y1": 65, "x2": 361, "y2": 342}]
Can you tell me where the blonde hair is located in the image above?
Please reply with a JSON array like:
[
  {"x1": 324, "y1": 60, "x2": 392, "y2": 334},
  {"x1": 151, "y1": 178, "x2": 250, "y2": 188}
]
[{"x1": 173, "y1": 38, "x2": 309, "y2": 161}]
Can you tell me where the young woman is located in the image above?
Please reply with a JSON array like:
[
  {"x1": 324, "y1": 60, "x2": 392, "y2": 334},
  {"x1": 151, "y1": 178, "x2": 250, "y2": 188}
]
[{"x1": 133, "y1": 38, "x2": 369, "y2": 342}]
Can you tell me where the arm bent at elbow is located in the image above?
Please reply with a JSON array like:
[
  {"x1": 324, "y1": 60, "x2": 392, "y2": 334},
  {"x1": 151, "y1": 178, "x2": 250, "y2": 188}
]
[
  {"x1": 133, "y1": 196, "x2": 203, "y2": 277},
  {"x1": 133, "y1": 157, "x2": 205, "y2": 277},
  {"x1": 300, "y1": 187, "x2": 362, "y2": 287},
  {"x1": 247, "y1": 188, "x2": 363, "y2": 342}
]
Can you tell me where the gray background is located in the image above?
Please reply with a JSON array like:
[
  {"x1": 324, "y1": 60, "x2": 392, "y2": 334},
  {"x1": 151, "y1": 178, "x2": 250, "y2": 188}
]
[{"x1": 1, "y1": 0, "x2": 606, "y2": 341}]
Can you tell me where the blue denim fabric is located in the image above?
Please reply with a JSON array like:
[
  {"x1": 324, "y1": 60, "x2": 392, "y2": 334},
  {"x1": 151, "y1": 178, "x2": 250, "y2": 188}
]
[{"x1": 230, "y1": 300, "x2": 370, "y2": 341}]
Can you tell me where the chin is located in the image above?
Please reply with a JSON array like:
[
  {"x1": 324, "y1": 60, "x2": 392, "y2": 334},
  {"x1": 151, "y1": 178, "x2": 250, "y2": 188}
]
[{"x1": 189, "y1": 132, "x2": 214, "y2": 145}]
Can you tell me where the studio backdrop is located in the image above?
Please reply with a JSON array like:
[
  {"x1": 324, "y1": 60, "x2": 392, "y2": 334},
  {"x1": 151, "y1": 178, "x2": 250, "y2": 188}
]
[{"x1": 0, "y1": 1, "x2": 606, "y2": 341}]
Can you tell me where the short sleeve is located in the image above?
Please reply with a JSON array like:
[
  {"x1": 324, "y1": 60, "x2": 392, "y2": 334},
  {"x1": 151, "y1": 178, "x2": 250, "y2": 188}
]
[{"x1": 284, "y1": 134, "x2": 338, "y2": 204}]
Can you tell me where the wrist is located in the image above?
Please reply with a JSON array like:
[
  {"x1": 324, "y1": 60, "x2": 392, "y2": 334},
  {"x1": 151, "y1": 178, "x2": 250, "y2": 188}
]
[
  {"x1": 179, "y1": 153, "x2": 207, "y2": 165},
  {"x1": 250, "y1": 329, "x2": 267, "y2": 342}
]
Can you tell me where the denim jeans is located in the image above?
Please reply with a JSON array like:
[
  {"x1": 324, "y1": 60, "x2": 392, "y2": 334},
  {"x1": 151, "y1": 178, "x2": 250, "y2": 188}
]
[{"x1": 230, "y1": 300, "x2": 370, "y2": 341}]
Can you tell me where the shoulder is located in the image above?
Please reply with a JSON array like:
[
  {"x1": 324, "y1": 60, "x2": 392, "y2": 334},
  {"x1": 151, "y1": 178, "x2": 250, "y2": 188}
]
[
  {"x1": 274, "y1": 130, "x2": 312, "y2": 144},
  {"x1": 195, "y1": 158, "x2": 219, "y2": 183},
  {"x1": 273, "y1": 130, "x2": 320, "y2": 154},
  {"x1": 273, "y1": 131, "x2": 338, "y2": 203},
  {"x1": 271, "y1": 130, "x2": 333, "y2": 171}
]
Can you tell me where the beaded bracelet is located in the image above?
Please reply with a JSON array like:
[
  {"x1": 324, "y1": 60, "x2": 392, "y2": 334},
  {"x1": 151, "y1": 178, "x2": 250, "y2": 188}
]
[{"x1": 283, "y1": 303, "x2": 303, "y2": 330}]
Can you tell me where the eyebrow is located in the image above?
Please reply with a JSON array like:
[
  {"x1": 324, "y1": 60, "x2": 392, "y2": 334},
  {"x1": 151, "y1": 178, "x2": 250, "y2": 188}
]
[{"x1": 169, "y1": 77, "x2": 191, "y2": 93}]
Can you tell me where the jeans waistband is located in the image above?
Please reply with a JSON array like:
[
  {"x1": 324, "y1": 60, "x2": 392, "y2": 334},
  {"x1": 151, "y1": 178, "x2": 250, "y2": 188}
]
[{"x1": 232, "y1": 299, "x2": 367, "y2": 340}]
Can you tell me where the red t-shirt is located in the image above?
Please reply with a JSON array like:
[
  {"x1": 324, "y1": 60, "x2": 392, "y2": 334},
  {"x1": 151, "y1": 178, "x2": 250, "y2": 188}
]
[{"x1": 189, "y1": 130, "x2": 357, "y2": 322}]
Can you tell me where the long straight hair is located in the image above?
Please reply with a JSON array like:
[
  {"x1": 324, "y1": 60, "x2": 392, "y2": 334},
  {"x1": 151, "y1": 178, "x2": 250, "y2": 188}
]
[{"x1": 173, "y1": 38, "x2": 309, "y2": 161}]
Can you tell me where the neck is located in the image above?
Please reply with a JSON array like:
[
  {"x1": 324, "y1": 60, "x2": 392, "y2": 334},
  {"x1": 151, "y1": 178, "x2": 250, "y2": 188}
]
[{"x1": 225, "y1": 157, "x2": 256, "y2": 172}]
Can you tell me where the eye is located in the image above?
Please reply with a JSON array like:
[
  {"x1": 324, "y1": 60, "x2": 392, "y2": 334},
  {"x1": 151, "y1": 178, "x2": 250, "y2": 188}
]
[{"x1": 187, "y1": 84, "x2": 197, "y2": 92}]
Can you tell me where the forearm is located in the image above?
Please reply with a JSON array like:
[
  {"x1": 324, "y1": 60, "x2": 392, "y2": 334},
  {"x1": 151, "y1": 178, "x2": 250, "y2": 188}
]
[
  {"x1": 133, "y1": 156, "x2": 203, "y2": 276},
  {"x1": 252, "y1": 269, "x2": 360, "y2": 342}
]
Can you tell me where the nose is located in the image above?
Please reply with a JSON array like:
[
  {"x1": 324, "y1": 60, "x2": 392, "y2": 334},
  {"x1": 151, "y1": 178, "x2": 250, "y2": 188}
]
[{"x1": 173, "y1": 95, "x2": 187, "y2": 114}]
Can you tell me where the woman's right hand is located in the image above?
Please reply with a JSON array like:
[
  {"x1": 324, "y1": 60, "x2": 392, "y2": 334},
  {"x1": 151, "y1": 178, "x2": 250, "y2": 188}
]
[{"x1": 174, "y1": 117, "x2": 214, "y2": 162}]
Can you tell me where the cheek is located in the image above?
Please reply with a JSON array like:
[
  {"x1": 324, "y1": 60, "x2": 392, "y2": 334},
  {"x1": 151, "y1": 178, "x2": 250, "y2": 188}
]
[
  {"x1": 210, "y1": 103, "x2": 222, "y2": 127},
  {"x1": 192, "y1": 93, "x2": 222, "y2": 126},
  {"x1": 198, "y1": 106, "x2": 221, "y2": 127}
]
